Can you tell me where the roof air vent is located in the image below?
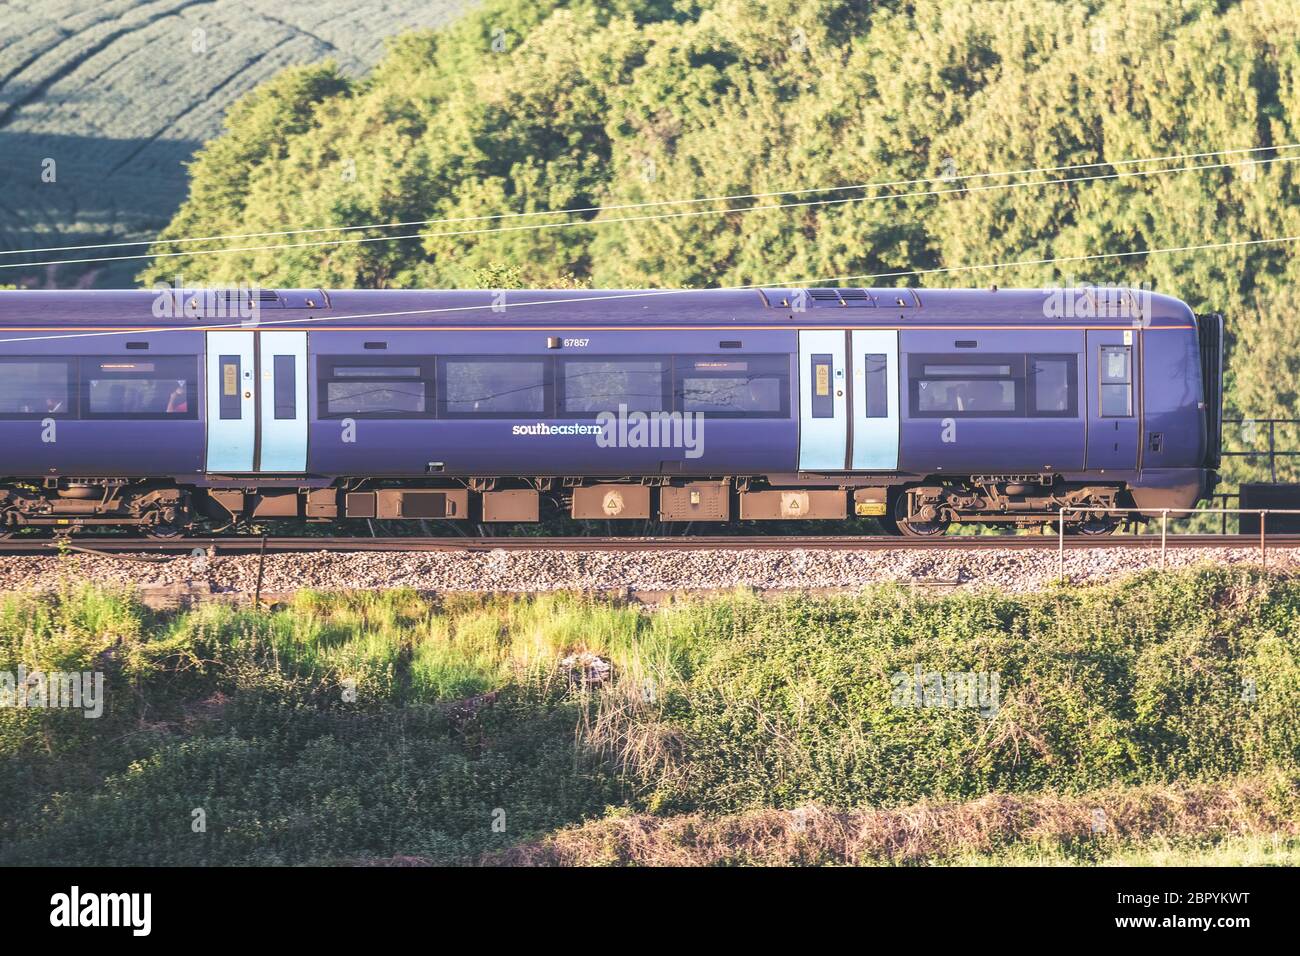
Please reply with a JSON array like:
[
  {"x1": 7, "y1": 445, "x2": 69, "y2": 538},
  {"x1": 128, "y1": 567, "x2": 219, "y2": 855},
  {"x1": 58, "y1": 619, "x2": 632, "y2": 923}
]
[{"x1": 839, "y1": 288, "x2": 876, "y2": 307}]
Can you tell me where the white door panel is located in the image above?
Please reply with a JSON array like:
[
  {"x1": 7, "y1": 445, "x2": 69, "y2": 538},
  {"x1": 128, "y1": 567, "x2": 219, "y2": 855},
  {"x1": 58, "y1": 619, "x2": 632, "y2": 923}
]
[
  {"x1": 798, "y1": 330, "x2": 848, "y2": 471},
  {"x1": 850, "y1": 329, "x2": 899, "y2": 469},
  {"x1": 257, "y1": 331, "x2": 308, "y2": 472},
  {"x1": 205, "y1": 331, "x2": 256, "y2": 472},
  {"x1": 205, "y1": 330, "x2": 308, "y2": 473}
]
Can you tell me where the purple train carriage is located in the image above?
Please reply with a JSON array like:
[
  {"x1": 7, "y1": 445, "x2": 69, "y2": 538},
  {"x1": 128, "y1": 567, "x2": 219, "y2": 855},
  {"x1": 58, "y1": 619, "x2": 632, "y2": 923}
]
[{"x1": 0, "y1": 286, "x2": 1223, "y2": 536}]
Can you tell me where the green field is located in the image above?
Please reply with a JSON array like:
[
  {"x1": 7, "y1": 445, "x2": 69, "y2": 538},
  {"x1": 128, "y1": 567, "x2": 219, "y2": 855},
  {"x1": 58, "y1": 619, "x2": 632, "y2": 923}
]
[
  {"x1": 1, "y1": 566, "x2": 1297, "y2": 866},
  {"x1": 0, "y1": 0, "x2": 474, "y2": 287}
]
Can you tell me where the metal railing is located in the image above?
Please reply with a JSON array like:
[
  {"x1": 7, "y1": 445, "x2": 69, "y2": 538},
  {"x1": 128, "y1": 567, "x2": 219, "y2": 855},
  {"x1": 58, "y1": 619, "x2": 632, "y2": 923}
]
[
  {"x1": 1203, "y1": 417, "x2": 1300, "y2": 532},
  {"x1": 1209, "y1": 493, "x2": 1241, "y2": 534},
  {"x1": 1221, "y1": 417, "x2": 1300, "y2": 483},
  {"x1": 1056, "y1": 506, "x2": 1300, "y2": 579}
]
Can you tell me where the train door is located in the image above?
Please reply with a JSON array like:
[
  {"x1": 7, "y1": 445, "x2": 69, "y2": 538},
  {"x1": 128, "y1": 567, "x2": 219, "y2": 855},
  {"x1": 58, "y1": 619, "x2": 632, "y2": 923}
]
[
  {"x1": 849, "y1": 329, "x2": 899, "y2": 469},
  {"x1": 205, "y1": 331, "x2": 308, "y2": 473},
  {"x1": 797, "y1": 330, "x2": 847, "y2": 470},
  {"x1": 1084, "y1": 329, "x2": 1140, "y2": 472}
]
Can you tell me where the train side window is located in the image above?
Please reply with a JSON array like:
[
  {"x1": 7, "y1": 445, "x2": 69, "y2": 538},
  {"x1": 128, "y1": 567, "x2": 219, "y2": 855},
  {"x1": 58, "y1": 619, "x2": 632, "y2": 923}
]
[
  {"x1": 318, "y1": 356, "x2": 434, "y2": 419},
  {"x1": 438, "y1": 357, "x2": 551, "y2": 417},
  {"x1": 1099, "y1": 345, "x2": 1132, "y2": 417},
  {"x1": 810, "y1": 354, "x2": 833, "y2": 418},
  {"x1": 0, "y1": 358, "x2": 76, "y2": 417},
  {"x1": 559, "y1": 358, "x2": 668, "y2": 414},
  {"x1": 674, "y1": 354, "x2": 790, "y2": 418},
  {"x1": 1028, "y1": 355, "x2": 1077, "y2": 417},
  {"x1": 219, "y1": 356, "x2": 242, "y2": 420},
  {"x1": 273, "y1": 355, "x2": 297, "y2": 420},
  {"x1": 83, "y1": 357, "x2": 198, "y2": 419},
  {"x1": 864, "y1": 353, "x2": 888, "y2": 418},
  {"x1": 909, "y1": 354, "x2": 1024, "y2": 417}
]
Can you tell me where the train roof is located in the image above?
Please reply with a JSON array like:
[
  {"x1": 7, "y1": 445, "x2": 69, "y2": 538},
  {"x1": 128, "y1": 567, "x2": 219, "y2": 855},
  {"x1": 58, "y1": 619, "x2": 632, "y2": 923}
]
[{"x1": 0, "y1": 286, "x2": 1197, "y2": 330}]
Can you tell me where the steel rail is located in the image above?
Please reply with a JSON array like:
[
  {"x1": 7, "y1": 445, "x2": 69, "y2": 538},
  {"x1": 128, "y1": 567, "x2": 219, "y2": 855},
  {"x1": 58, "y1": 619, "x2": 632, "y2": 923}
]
[{"x1": 4, "y1": 534, "x2": 1300, "y2": 556}]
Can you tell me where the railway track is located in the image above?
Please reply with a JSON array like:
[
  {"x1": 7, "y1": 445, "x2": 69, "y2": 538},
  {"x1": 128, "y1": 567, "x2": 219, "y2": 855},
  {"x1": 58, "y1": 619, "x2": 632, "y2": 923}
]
[{"x1": 2, "y1": 533, "x2": 1298, "y2": 556}]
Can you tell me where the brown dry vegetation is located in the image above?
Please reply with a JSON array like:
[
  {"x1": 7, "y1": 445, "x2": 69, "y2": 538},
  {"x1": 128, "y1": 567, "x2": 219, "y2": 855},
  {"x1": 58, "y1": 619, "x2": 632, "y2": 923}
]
[{"x1": 488, "y1": 773, "x2": 1300, "y2": 867}]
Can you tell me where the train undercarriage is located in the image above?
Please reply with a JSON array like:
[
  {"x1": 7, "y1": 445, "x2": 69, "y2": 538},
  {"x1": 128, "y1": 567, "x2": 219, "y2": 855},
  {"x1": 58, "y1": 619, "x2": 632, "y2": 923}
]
[
  {"x1": 0, "y1": 475, "x2": 1135, "y2": 538},
  {"x1": 884, "y1": 479, "x2": 1128, "y2": 536},
  {"x1": 0, "y1": 479, "x2": 189, "y2": 537}
]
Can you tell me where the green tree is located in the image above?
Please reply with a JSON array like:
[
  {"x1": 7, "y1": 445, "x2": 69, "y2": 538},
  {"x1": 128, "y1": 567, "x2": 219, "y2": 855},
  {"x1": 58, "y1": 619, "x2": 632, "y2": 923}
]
[{"x1": 142, "y1": 0, "x2": 1300, "y2": 454}]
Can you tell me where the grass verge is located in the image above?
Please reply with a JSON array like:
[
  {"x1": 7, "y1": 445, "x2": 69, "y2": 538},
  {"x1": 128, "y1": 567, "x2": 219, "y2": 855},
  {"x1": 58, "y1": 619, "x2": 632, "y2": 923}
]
[{"x1": 1, "y1": 566, "x2": 1297, "y2": 865}]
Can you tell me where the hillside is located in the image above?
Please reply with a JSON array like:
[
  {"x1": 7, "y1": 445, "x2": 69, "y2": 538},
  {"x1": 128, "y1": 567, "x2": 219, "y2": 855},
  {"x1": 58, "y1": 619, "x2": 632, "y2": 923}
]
[{"x1": 0, "y1": 0, "x2": 475, "y2": 287}]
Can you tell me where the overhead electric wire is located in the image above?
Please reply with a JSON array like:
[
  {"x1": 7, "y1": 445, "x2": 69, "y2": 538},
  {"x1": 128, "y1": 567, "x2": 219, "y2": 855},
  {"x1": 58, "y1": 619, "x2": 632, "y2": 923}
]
[
  {"x1": 2, "y1": 149, "x2": 1295, "y2": 273},
  {"x1": 0, "y1": 142, "x2": 1290, "y2": 256},
  {"x1": 1, "y1": 231, "x2": 1295, "y2": 346}
]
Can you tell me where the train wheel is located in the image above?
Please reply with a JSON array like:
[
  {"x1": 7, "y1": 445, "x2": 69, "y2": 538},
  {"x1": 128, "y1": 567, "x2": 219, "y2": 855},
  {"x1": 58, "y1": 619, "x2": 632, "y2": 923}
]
[
  {"x1": 1047, "y1": 516, "x2": 1120, "y2": 536},
  {"x1": 1075, "y1": 515, "x2": 1120, "y2": 536},
  {"x1": 897, "y1": 517, "x2": 950, "y2": 537},
  {"x1": 893, "y1": 493, "x2": 949, "y2": 537},
  {"x1": 145, "y1": 524, "x2": 186, "y2": 540}
]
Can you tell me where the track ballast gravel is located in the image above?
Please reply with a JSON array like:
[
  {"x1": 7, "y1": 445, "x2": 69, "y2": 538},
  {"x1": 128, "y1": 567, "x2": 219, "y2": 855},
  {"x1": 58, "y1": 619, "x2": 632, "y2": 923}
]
[{"x1": 0, "y1": 544, "x2": 1296, "y2": 597}]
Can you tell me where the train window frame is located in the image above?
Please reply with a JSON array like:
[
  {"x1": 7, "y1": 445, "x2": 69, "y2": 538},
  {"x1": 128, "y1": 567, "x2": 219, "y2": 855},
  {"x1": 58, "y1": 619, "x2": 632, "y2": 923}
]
[
  {"x1": 317, "y1": 355, "x2": 436, "y2": 420},
  {"x1": 810, "y1": 354, "x2": 834, "y2": 419},
  {"x1": 672, "y1": 354, "x2": 791, "y2": 419},
  {"x1": 218, "y1": 355, "x2": 242, "y2": 420},
  {"x1": 1026, "y1": 353, "x2": 1079, "y2": 418},
  {"x1": 863, "y1": 352, "x2": 889, "y2": 419},
  {"x1": 1099, "y1": 345, "x2": 1133, "y2": 418},
  {"x1": 80, "y1": 355, "x2": 199, "y2": 420},
  {"x1": 557, "y1": 356, "x2": 671, "y2": 416},
  {"x1": 437, "y1": 355, "x2": 555, "y2": 419},
  {"x1": 908, "y1": 352, "x2": 1026, "y2": 418},
  {"x1": 272, "y1": 354, "x2": 297, "y2": 421},
  {"x1": 0, "y1": 357, "x2": 77, "y2": 419}
]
